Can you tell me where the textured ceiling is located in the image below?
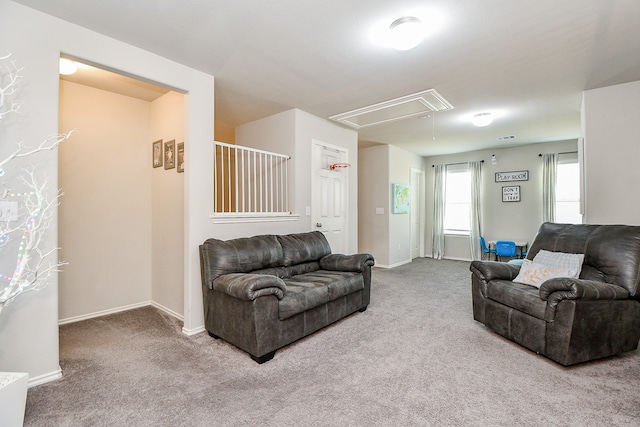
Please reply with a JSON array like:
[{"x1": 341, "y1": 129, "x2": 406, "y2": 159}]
[{"x1": 16, "y1": 0, "x2": 640, "y2": 156}]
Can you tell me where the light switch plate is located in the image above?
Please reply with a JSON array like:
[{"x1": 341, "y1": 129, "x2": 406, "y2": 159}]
[{"x1": 0, "y1": 201, "x2": 18, "y2": 222}]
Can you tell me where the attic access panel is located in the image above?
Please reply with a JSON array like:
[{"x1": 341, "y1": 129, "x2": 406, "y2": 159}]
[{"x1": 329, "y1": 89, "x2": 453, "y2": 129}]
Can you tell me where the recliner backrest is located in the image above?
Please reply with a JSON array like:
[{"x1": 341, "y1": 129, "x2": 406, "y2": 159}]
[{"x1": 527, "y1": 222, "x2": 640, "y2": 298}]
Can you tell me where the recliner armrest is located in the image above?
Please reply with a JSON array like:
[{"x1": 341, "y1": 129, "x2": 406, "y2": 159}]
[
  {"x1": 469, "y1": 260, "x2": 520, "y2": 282},
  {"x1": 211, "y1": 273, "x2": 286, "y2": 301},
  {"x1": 319, "y1": 253, "x2": 375, "y2": 272},
  {"x1": 539, "y1": 278, "x2": 630, "y2": 321}
]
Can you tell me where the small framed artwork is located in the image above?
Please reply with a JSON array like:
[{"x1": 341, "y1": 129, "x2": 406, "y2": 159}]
[
  {"x1": 164, "y1": 139, "x2": 175, "y2": 170},
  {"x1": 502, "y1": 185, "x2": 521, "y2": 202},
  {"x1": 177, "y1": 142, "x2": 184, "y2": 173},
  {"x1": 392, "y1": 183, "x2": 410, "y2": 214},
  {"x1": 152, "y1": 140, "x2": 163, "y2": 168}
]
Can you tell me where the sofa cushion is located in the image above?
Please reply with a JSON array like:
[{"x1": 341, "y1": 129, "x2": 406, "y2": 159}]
[
  {"x1": 201, "y1": 235, "x2": 283, "y2": 283},
  {"x1": 278, "y1": 282, "x2": 329, "y2": 320},
  {"x1": 277, "y1": 231, "x2": 332, "y2": 266},
  {"x1": 288, "y1": 271, "x2": 364, "y2": 300},
  {"x1": 486, "y1": 279, "x2": 547, "y2": 320}
]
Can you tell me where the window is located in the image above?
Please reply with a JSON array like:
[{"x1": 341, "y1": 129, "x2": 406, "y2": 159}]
[
  {"x1": 555, "y1": 156, "x2": 582, "y2": 224},
  {"x1": 444, "y1": 164, "x2": 471, "y2": 233}
]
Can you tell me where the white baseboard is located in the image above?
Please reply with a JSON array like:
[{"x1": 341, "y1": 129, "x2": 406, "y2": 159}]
[
  {"x1": 59, "y1": 301, "x2": 184, "y2": 325},
  {"x1": 150, "y1": 301, "x2": 184, "y2": 321},
  {"x1": 28, "y1": 367, "x2": 62, "y2": 388},
  {"x1": 375, "y1": 259, "x2": 412, "y2": 269},
  {"x1": 182, "y1": 325, "x2": 206, "y2": 336},
  {"x1": 444, "y1": 256, "x2": 472, "y2": 261},
  {"x1": 58, "y1": 301, "x2": 151, "y2": 325}
]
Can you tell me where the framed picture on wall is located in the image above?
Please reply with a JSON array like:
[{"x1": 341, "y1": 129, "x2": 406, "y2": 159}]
[
  {"x1": 152, "y1": 139, "x2": 163, "y2": 168},
  {"x1": 177, "y1": 142, "x2": 184, "y2": 173},
  {"x1": 164, "y1": 139, "x2": 175, "y2": 170},
  {"x1": 392, "y1": 183, "x2": 410, "y2": 214}
]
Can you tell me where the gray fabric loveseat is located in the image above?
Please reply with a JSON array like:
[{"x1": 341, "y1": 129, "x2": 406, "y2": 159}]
[
  {"x1": 470, "y1": 222, "x2": 640, "y2": 366},
  {"x1": 199, "y1": 231, "x2": 375, "y2": 363}
]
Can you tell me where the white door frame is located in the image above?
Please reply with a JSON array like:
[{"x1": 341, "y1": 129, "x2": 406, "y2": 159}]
[{"x1": 410, "y1": 168, "x2": 425, "y2": 258}]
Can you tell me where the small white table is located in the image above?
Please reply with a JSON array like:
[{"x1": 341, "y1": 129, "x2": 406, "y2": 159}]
[{"x1": 488, "y1": 240, "x2": 528, "y2": 259}]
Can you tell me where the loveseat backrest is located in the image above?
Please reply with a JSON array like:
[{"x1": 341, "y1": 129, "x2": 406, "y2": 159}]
[
  {"x1": 277, "y1": 231, "x2": 332, "y2": 266},
  {"x1": 527, "y1": 222, "x2": 640, "y2": 298},
  {"x1": 200, "y1": 235, "x2": 283, "y2": 287}
]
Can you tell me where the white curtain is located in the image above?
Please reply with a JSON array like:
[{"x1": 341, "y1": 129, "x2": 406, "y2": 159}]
[
  {"x1": 469, "y1": 161, "x2": 483, "y2": 260},
  {"x1": 542, "y1": 153, "x2": 557, "y2": 223},
  {"x1": 432, "y1": 164, "x2": 445, "y2": 259}
]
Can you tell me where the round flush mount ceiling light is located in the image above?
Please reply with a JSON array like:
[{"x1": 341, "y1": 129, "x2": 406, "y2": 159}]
[
  {"x1": 472, "y1": 112, "x2": 494, "y2": 127},
  {"x1": 388, "y1": 16, "x2": 425, "y2": 50},
  {"x1": 59, "y1": 58, "x2": 77, "y2": 75}
]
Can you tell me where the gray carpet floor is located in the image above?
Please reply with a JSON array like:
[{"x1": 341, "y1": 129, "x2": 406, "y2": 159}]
[{"x1": 24, "y1": 258, "x2": 640, "y2": 426}]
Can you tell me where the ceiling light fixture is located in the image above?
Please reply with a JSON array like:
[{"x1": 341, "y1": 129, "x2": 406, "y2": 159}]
[
  {"x1": 388, "y1": 16, "x2": 425, "y2": 50},
  {"x1": 472, "y1": 112, "x2": 493, "y2": 127},
  {"x1": 59, "y1": 58, "x2": 77, "y2": 75}
]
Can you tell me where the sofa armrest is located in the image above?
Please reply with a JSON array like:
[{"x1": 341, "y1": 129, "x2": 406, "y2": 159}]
[
  {"x1": 319, "y1": 253, "x2": 375, "y2": 272},
  {"x1": 469, "y1": 260, "x2": 520, "y2": 282},
  {"x1": 540, "y1": 278, "x2": 630, "y2": 321},
  {"x1": 211, "y1": 273, "x2": 286, "y2": 301},
  {"x1": 540, "y1": 278, "x2": 629, "y2": 301}
]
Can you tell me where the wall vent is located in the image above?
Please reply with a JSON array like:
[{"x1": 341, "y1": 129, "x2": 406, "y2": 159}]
[{"x1": 329, "y1": 89, "x2": 453, "y2": 129}]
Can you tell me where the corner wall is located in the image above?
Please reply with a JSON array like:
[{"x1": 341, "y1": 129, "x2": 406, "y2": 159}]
[
  {"x1": 358, "y1": 144, "x2": 424, "y2": 267},
  {"x1": 231, "y1": 109, "x2": 359, "y2": 252},
  {"x1": 582, "y1": 80, "x2": 640, "y2": 225},
  {"x1": 151, "y1": 92, "x2": 185, "y2": 317},
  {"x1": 0, "y1": 1, "x2": 214, "y2": 383},
  {"x1": 58, "y1": 80, "x2": 153, "y2": 320}
]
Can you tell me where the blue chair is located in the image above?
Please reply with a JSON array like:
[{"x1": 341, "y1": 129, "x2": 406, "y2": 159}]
[
  {"x1": 480, "y1": 236, "x2": 497, "y2": 260},
  {"x1": 495, "y1": 240, "x2": 517, "y2": 262}
]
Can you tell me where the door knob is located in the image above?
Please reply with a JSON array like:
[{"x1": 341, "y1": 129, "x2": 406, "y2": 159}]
[{"x1": 316, "y1": 223, "x2": 322, "y2": 228}]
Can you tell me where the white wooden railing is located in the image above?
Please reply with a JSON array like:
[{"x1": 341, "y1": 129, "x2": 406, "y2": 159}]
[{"x1": 213, "y1": 141, "x2": 290, "y2": 217}]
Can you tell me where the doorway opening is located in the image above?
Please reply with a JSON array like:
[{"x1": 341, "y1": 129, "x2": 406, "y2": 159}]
[{"x1": 58, "y1": 58, "x2": 185, "y2": 324}]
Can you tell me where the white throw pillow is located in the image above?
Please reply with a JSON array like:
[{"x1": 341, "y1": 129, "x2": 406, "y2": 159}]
[
  {"x1": 513, "y1": 259, "x2": 579, "y2": 288},
  {"x1": 532, "y1": 249, "x2": 584, "y2": 272}
]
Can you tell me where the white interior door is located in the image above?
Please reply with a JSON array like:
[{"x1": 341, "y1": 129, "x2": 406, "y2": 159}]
[
  {"x1": 312, "y1": 142, "x2": 348, "y2": 253},
  {"x1": 410, "y1": 169, "x2": 423, "y2": 259}
]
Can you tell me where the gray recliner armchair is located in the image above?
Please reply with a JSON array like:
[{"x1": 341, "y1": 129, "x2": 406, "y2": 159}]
[{"x1": 470, "y1": 222, "x2": 640, "y2": 366}]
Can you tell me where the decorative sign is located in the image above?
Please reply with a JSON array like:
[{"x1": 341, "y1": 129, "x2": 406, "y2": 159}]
[
  {"x1": 495, "y1": 170, "x2": 529, "y2": 182},
  {"x1": 502, "y1": 186, "x2": 521, "y2": 202}
]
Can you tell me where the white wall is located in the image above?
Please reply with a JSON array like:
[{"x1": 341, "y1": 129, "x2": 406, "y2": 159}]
[
  {"x1": 359, "y1": 145, "x2": 389, "y2": 263},
  {"x1": 358, "y1": 144, "x2": 424, "y2": 267},
  {"x1": 0, "y1": 1, "x2": 214, "y2": 384},
  {"x1": 295, "y1": 110, "x2": 359, "y2": 254},
  {"x1": 582, "y1": 80, "x2": 640, "y2": 225},
  {"x1": 58, "y1": 81, "x2": 153, "y2": 320},
  {"x1": 423, "y1": 139, "x2": 577, "y2": 260},
  {"x1": 151, "y1": 92, "x2": 185, "y2": 317},
  {"x1": 388, "y1": 145, "x2": 424, "y2": 266},
  {"x1": 232, "y1": 109, "x2": 360, "y2": 252}
]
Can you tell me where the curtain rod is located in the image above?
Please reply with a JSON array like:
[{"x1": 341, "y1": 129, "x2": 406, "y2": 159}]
[
  {"x1": 538, "y1": 151, "x2": 578, "y2": 157},
  {"x1": 432, "y1": 160, "x2": 484, "y2": 167}
]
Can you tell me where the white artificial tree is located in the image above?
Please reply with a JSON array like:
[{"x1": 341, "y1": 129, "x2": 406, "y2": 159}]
[{"x1": 0, "y1": 52, "x2": 72, "y2": 315}]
